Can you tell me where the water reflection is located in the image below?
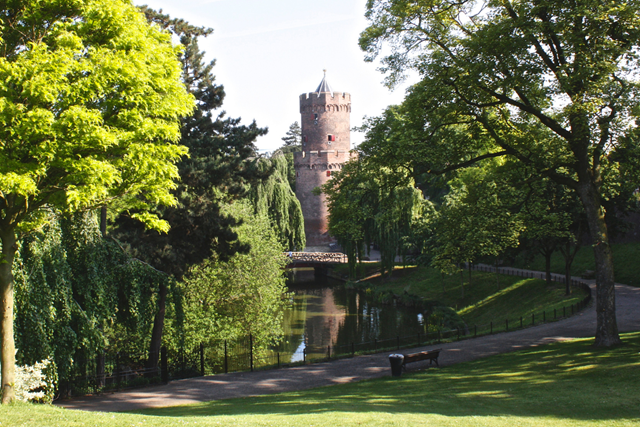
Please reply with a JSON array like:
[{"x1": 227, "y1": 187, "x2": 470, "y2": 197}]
[{"x1": 275, "y1": 268, "x2": 425, "y2": 362}]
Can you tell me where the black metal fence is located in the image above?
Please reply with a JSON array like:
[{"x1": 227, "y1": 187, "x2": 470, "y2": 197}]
[{"x1": 61, "y1": 267, "x2": 592, "y2": 397}]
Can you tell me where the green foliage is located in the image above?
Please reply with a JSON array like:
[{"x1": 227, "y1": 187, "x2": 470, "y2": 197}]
[
  {"x1": 107, "y1": 7, "x2": 270, "y2": 375},
  {"x1": 0, "y1": 0, "x2": 193, "y2": 232},
  {"x1": 322, "y1": 159, "x2": 433, "y2": 278},
  {"x1": 111, "y1": 7, "x2": 269, "y2": 278},
  {"x1": 431, "y1": 164, "x2": 524, "y2": 274},
  {"x1": 250, "y1": 154, "x2": 305, "y2": 251},
  {"x1": 0, "y1": 0, "x2": 194, "y2": 399},
  {"x1": 358, "y1": 0, "x2": 640, "y2": 344},
  {"x1": 281, "y1": 121, "x2": 302, "y2": 148},
  {"x1": 12, "y1": 211, "x2": 167, "y2": 387},
  {"x1": 166, "y1": 201, "x2": 289, "y2": 356},
  {"x1": 275, "y1": 122, "x2": 303, "y2": 191}
]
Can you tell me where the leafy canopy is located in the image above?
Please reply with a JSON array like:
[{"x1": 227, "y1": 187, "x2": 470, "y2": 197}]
[{"x1": 0, "y1": 0, "x2": 194, "y2": 233}]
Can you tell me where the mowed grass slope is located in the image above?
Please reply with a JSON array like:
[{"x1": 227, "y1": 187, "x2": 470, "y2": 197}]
[
  {"x1": 361, "y1": 266, "x2": 587, "y2": 326},
  {"x1": 4, "y1": 332, "x2": 640, "y2": 426},
  {"x1": 363, "y1": 265, "x2": 526, "y2": 309},
  {"x1": 459, "y1": 278, "x2": 586, "y2": 327}
]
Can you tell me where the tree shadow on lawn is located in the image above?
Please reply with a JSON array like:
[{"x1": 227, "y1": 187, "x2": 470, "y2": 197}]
[{"x1": 135, "y1": 332, "x2": 640, "y2": 423}]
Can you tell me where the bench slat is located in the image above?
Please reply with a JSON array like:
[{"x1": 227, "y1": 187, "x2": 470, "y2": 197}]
[{"x1": 402, "y1": 349, "x2": 441, "y2": 368}]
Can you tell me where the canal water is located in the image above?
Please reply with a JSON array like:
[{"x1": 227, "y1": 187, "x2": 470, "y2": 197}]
[{"x1": 275, "y1": 268, "x2": 427, "y2": 362}]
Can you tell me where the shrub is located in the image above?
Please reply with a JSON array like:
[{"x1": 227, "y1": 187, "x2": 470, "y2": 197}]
[{"x1": 2, "y1": 358, "x2": 58, "y2": 403}]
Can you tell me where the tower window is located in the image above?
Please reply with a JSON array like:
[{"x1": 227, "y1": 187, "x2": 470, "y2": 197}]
[
  {"x1": 303, "y1": 136, "x2": 308, "y2": 142},
  {"x1": 328, "y1": 134, "x2": 336, "y2": 142}
]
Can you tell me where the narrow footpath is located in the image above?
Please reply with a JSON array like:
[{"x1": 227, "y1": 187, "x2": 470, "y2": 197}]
[{"x1": 57, "y1": 269, "x2": 640, "y2": 413}]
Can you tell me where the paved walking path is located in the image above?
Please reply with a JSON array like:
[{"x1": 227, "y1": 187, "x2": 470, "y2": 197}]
[{"x1": 57, "y1": 270, "x2": 640, "y2": 413}]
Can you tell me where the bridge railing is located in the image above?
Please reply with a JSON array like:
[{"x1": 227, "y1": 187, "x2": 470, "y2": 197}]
[{"x1": 286, "y1": 252, "x2": 348, "y2": 264}]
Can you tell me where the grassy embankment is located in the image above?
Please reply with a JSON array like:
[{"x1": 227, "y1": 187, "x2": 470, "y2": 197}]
[
  {"x1": 514, "y1": 242, "x2": 640, "y2": 287},
  {"x1": 344, "y1": 264, "x2": 587, "y2": 329},
  {"x1": 4, "y1": 332, "x2": 640, "y2": 426}
]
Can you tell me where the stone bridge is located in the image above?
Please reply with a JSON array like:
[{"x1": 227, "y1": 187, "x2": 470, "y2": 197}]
[{"x1": 285, "y1": 252, "x2": 347, "y2": 268}]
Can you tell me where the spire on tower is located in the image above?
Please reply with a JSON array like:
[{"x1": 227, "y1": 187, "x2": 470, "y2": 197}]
[{"x1": 315, "y1": 69, "x2": 333, "y2": 93}]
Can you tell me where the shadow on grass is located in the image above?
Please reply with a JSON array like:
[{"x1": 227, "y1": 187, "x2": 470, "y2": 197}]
[{"x1": 133, "y1": 332, "x2": 640, "y2": 422}]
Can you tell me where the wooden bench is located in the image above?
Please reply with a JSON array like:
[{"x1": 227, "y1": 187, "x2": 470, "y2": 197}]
[{"x1": 402, "y1": 348, "x2": 442, "y2": 369}]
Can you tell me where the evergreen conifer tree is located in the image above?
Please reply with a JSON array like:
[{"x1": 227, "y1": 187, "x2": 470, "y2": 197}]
[
  {"x1": 111, "y1": 7, "x2": 269, "y2": 370},
  {"x1": 281, "y1": 122, "x2": 301, "y2": 147}
]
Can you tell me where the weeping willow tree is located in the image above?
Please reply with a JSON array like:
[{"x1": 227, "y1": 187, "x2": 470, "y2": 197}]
[
  {"x1": 12, "y1": 211, "x2": 167, "y2": 391},
  {"x1": 322, "y1": 159, "x2": 432, "y2": 278},
  {"x1": 250, "y1": 154, "x2": 305, "y2": 251}
]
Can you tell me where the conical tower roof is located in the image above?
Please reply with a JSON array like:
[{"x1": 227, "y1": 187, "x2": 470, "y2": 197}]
[{"x1": 315, "y1": 70, "x2": 333, "y2": 93}]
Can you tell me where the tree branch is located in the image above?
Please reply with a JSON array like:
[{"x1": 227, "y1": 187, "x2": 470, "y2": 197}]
[{"x1": 427, "y1": 151, "x2": 508, "y2": 175}]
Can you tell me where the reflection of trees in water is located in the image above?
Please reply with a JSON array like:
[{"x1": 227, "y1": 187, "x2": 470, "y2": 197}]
[
  {"x1": 280, "y1": 268, "x2": 426, "y2": 354},
  {"x1": 277, "y1": 293, "x2": 308, "y2": 357},
  {"x1": 333, "y1": 289, "x2": 425, "y2": 349}
]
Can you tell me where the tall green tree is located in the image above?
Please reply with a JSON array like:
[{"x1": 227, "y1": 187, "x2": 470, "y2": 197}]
[
  {"x1": 277, "y1": 122, "x2": 302, "y2": 190},
  {"x1": 322, "y1": 159, "x2": 430, "y2": 278},
  {"x1": 168, "y1": 200, "x2": 289, "y2": 356},
  {"x1": 430, "y1": 165, "x2": 523, "y2": 298},
  {"x1": 281, "y1": 121, "x2": 302, "y2": 148},
  {"x1": 359, "y1": 0, "x2": 640, "y2": 346},
  {"x1": 0, "y1": 0, "x2": 193, "y2": 402},
  {"x1": 110, "y1": 8, "x2": 268, "y2": 371}
]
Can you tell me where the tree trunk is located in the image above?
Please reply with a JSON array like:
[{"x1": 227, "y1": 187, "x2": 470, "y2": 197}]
[
  {"x1": 147, "y1": 282, "x2": 168, "y2": 373},
  {"x1": 467, "y1": 261, "x2": 472, "y2": 286},
  {"x1": 560, "y1": 240, "x2": 581, "y2": 296},
  {"x1": 564, "y1": 253, "x2": 572, "y2": 296},
  {"x1": 459, "y1": 267, "x2": 464, "y2": 300},
  {"x1": 441, "y1": 272, "x2": 446, "y2": 295},
  {"x1": 495, "y1": 258, "x2": 500, "y2": 290},
  {"x1": 576, "y1": 182, "x2": 620, "y2": 346},
  {"x1": 545, "y1": 250, "x2": 552, "y2": 286},
  {"x1": 0, "y1": 228, "x2": 17, "y2": 404}
]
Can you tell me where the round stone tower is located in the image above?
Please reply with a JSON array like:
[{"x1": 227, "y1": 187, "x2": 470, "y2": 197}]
[{"x1": 294, "y1": 71, "x2": 355, "y2": 249}]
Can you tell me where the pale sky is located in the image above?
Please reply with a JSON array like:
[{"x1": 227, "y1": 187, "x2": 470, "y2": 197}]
[{"x1": 135, "y1": 0, "x2": 415, "y2": 151}]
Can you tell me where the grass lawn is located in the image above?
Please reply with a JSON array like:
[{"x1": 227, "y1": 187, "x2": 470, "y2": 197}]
[
  {"x1": 3, "y1": 332, "x2": 640, "y2": 426},
  {"x1": 515, "y1": 242, "x2": 640, "y2": 287}
]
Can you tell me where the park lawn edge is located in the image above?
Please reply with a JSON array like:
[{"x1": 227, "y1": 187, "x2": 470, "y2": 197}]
[{"x1": 2, "y1": 331, "x2": 639, "y2": 426}]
